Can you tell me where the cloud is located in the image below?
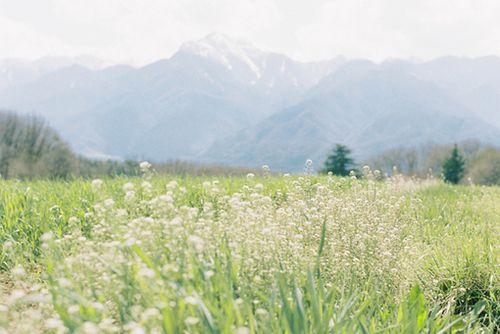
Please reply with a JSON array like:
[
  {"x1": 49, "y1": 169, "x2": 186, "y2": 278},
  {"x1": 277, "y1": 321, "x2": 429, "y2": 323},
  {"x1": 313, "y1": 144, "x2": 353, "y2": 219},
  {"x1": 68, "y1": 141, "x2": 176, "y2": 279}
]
[
  {"x1": 0, "y1": 16, "x2": 66, "y2": 59},
  {"x1": 0, "y1": 0, "x2": 500, "y2": 64},
  {"x1": 295, "y1": 0, "x2": 500, "y2": 61},
  {"x1": 0, "y1": 0, "x2": 284, "y2": 64}
]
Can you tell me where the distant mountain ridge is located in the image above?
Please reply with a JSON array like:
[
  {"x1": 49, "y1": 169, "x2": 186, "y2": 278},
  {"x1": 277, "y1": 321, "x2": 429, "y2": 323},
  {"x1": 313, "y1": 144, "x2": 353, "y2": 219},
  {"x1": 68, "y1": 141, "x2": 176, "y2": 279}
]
[
  {"x1": 0, "y1": 34, "x2": 499, "y2": 171},
  {"x1": 204, "y1": 60, "x2": 500, "y2": 170},
  {"x1": 0, "y1": 55, "x2": 109, "y2": 91}
]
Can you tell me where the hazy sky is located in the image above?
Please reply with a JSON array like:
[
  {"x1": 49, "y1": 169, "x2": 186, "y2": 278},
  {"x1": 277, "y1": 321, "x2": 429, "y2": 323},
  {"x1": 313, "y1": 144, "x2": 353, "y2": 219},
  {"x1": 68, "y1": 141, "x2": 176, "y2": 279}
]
[{"x1": 1, "y1": 0, "x2": 500, "y2": 65}]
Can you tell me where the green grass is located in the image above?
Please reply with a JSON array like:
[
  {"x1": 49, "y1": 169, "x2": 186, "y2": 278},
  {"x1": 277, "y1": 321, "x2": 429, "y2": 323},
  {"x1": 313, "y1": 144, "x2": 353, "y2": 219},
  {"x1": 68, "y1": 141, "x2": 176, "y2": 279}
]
[{"x1": 0, "y1": 174, "x2": 498, "y2": 333}]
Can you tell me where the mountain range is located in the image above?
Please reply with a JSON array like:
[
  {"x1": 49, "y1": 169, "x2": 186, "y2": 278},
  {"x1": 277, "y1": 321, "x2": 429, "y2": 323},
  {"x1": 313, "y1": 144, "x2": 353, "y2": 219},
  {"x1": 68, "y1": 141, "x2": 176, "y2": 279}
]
[{"x1": 1, "y1": 33, "x2": 499, "y2": 171}]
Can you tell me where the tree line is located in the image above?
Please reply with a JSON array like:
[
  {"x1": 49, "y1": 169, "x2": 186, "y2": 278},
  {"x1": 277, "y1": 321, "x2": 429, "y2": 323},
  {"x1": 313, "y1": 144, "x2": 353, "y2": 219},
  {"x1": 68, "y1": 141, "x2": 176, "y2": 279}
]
[
  {"x1": 322, "y1": 142, "x2": 499, "y2": 185},
  {"x1": 0, "y1": 112, "x2": 74, "y2": 178},
  {"x1": 1, "y1": 110, "x2": 498, "y2": 184},
  {"x1": 0, "y1": 111, "x2": 261, "y2": 179}
]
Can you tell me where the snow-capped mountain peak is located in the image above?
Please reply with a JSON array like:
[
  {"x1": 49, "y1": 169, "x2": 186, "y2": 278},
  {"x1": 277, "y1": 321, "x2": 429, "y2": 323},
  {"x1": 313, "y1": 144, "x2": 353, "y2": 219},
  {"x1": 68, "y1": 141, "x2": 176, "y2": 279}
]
[{"x1": 180, "y1": 33, "x2": 264, "y2": 78}]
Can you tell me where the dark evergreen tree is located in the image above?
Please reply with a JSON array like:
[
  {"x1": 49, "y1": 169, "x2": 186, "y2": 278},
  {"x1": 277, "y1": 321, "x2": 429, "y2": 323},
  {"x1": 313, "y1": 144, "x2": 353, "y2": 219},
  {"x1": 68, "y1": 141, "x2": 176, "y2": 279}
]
[
  {"x1": 322, "y1": 144, "x2": 355, "y2": 176},
  {"x1": 442, "y1": 144, "x2": 465, "y2": 184}
]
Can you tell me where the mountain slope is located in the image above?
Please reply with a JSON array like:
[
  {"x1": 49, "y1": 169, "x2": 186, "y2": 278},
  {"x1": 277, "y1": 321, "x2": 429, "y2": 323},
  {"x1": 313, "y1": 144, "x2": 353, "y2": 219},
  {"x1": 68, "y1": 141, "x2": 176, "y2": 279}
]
[
  {"x1": 413, "y1": 56, "x2": 500, "y2": 128},
  {"x1": 0, "y1": 64, "x2": 134, "y2": 157},
  {"x1": 0, "y1": 34, "x2": 341, "y2": 160},
  {"x1": 0, "y1": 56, "x2": 107, "y2": 91},
  {"x1": 0, "y1": 37, "x2": 499, "y2": 170},
  {"x1": 204, "y1": 61, "x2": 500, "y2": 171}
]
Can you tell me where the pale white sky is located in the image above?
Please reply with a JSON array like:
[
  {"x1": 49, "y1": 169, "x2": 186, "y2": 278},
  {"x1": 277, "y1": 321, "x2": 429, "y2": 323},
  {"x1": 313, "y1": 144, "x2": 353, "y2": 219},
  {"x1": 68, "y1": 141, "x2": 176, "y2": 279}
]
[{"x1": 1, "y1": 0, "x2": 500, "y2": 66}]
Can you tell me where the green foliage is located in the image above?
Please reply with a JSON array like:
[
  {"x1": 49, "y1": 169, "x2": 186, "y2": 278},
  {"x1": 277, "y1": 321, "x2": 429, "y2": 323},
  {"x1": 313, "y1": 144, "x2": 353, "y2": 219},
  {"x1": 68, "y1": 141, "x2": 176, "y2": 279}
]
[
  {"x1": 322, "y1": 144, "x2": 356, "y2": 176},
  {"x1": 416, "y1": 184, "x2": 499, "y2": 330},
  {"x1": 0, "y1": 111, "x2": 75, "y2": 179},
  {"x1": 0, "y1": 111, "x2": 262, "y2": 180},
  {"x1": 369, "y1": 140, "x2": 500, "y2": 185},
  {"x1": 465, "y1": 147, "x2": 500, "y2": 185},
  {"x1": 0, "y1": 175, "x2": 497, "y2": 332},
  {"x1": 442, "y1": 144, "x2": 465, "y2": 184}
]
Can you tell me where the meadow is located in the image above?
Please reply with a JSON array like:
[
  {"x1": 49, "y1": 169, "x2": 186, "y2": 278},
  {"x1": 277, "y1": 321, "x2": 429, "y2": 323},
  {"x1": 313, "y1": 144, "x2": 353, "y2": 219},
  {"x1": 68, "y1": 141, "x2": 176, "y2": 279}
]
[{"x1": 0, "y1": 165, "x2": 498, "y2": 333}]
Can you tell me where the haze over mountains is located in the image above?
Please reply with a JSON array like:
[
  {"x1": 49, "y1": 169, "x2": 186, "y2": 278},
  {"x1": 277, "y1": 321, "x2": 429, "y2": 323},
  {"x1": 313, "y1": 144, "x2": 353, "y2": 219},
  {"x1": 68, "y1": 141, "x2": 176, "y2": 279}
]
[{"x1": 1, "y1": 33, "x2": 499, "y2": 171}]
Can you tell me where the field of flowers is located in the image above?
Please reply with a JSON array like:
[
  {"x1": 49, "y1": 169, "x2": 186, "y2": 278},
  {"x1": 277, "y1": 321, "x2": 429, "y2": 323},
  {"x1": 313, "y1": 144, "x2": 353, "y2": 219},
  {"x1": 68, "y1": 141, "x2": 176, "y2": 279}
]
[{"x1": 0, "y1": 165, "x2": 498, "y2": 333}]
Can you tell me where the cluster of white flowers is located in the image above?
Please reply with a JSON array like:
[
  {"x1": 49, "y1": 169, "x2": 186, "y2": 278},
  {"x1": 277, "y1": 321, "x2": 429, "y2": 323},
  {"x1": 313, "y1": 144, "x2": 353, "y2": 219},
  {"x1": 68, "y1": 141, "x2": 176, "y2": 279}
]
[{"x1": 0, "y1": 170, "x2": 434, "y2": 333}]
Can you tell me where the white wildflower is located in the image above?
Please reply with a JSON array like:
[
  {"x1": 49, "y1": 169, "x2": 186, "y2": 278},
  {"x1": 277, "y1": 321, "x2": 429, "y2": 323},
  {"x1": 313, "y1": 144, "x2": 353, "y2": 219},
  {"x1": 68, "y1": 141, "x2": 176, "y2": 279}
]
[
  {"x1": 188, "y1": 235, "x2": 204, "y2": 252},
  {"x1": 184, "y1": 295, "x2": 198, "y2": 305},
  {"x1": 123, "y1": 182, "x2": 134, "y2": 191},
  {"x1": 141, "y1": 181, "x2": 152, "y2": 192},
  {"x1": 11, "y1": 265, "x2": 25, "y2": 278},
  {"x1": 236, "y1": 327, "x2": 250, "y2": 334},
  {"x1": 45, "y1": 317, "x2": 64, "y2": 330},
  {"x1": 125, "y1": 237, "x2": 137, "y2": 246},
  {"x1": 58, "y1": 278, "x2": 72, "y2": 288},
  {"x1": 103, "y1": 198, "x2": 115, "y2": 207},
  {"x1": 2, "y1": 240, "x2": 13, "y2": 250},
  {"x1": 142, "y1": 308, "x2": 160, "y2": 320},
  {"x1": 124, "y1": 322, "x2": 145, "y2": 334},
  {"x1": 256, "y1": 308, "x2": 268, "y2": 316},
  {"x1": 166, "y1": 180, "x2": 178, "y2": 190},
  {"x1": 41, "y1": 231, "x2": 54, "y2": 242},
  {"x1": 139, "y1": 161, "x2": 152, "y2": 172},
  {"x1": 91, "y1": 302, "x2": 104, "y2": 311},
  {"x1": 91, "y1": 179, "x2": 103, "y2": 190},
  {"x1": 184, "y1": 317, "x2": 199, "y2": 326},
  {"x1": 7, "y1": 289, "x2": 25, "y2": 304},
  {"x1": 68, "y1": 305, "x2": 80, "y2": 314},
  {"x1": 125, "y1": 191, "x2": 136, "y2": 202},
  {"x1": 138, "y1": 268, "x2": 155, "y2": 278}
]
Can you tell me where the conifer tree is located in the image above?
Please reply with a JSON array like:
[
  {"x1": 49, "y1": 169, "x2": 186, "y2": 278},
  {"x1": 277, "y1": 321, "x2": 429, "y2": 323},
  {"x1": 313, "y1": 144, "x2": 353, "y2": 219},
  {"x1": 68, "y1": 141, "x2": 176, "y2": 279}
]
[
  {"x1": 323, "y1": 144, "x2": 355, "y2": 176},
  {"x1": 442, "y1": 144, "x2": 465, "y2": 184}
]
